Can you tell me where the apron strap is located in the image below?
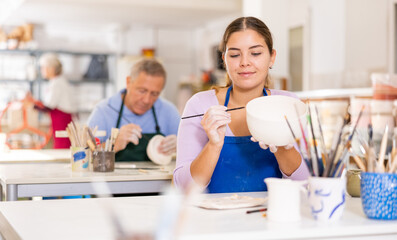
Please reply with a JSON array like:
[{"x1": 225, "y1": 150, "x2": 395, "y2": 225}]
[
  {"x1": 116, "y1": 89, "x2": 161, "y2": 133},
  {"x1": 224, "y1": 85, "x2": 268, "y2": 107},
  {"x1": 116, "y1": 90, "x2": 127, "y2": 128},
  {"x1": 151, "y1": 106, "x2": 161, "y2": 134}
]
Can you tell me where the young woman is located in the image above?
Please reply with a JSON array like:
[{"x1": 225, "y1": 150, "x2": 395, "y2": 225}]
[{"x1": 174, "y1": 17, "x2": 310, "y2": 193}]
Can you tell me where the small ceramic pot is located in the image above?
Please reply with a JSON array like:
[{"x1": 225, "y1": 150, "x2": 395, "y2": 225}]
[
  {"x1": 346, "y1": 169, "x2": 361, "y2": 197},
  {"x1": 360, "y1": 172, "x2": 397, "y2": 220}
]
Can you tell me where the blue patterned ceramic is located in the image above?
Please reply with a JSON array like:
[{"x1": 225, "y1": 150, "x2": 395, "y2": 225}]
[{"x1": 360, "y1": 172, "x2": 397, "y2": 220}]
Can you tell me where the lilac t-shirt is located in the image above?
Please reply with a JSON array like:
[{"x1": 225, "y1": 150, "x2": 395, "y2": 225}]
[{"x1": 173, "y1": 89, "x2": 310, "y2": 190}]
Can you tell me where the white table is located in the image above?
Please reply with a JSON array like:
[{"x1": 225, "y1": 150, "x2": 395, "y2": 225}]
[
  {"x1": 0, "y1": 149, "x2": 69, "y2": 163},
  {"x1": 0, "y1": 192, "x2": 395, "y2": 240},
  {"x1": 0, "y1": 161, "x2": 174, "y2": 201}
]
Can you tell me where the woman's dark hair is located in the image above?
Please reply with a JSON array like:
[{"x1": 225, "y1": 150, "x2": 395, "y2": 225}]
[{"x1": 218, "y1": 16, "x2": 274, "y2": 89}]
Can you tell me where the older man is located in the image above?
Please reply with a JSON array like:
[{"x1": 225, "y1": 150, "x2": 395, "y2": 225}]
[{"x1": 88, "y1": 58, "x2": 180, "y2": 161}]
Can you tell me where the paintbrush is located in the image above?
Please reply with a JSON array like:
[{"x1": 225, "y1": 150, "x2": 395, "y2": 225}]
[
  {"x1": 332, "y1": 105, "x2": 365, "y2": 177},
  {"x1": 314, "y1": 105, "x2": 329, "y2": 171},
  {"x1": 307, "y1": 103, "x2": 320, "y2": 177},
  {"x1": 367, "y1": 123, "x2": 376, "y2": 172},
  {"x1": 349, "y1": 148, "x2": 367, "y2": 171},
  {"x1": 377, "y1": 125, "x2": 389, "y2": 173},
  {"x1": 285, "y1": 115, "x2": 313, "y2": 175},
  {"x1": 246, "y1": 208, "x2": 267, "y2": 214},
  {"x1": 324, "y1": 111, "x2": 349, "y2": 177},
  {"x1": 294, "y1": 103, "x2": 313, "y2": 175},
  {"x1": 389, "y1": 153, "x2": 397, "y2": 173},
  {"x1": 87, "y1": 127, "x2": 97, "y2": 150},
  {"x1": 181, "y1": 106, "x2": 245, "y2": 119}
]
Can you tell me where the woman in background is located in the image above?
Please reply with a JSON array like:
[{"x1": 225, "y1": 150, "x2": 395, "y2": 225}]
[
  {"x1": 34, "y1": 53, "x2": 75, "y2": 148},
  {"x1": 174, "y1": 17, "x2": 310, "y2": 193}
]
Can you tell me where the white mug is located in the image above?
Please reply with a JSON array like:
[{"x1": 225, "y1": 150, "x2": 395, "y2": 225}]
[{"x1": 264, "y1": 178, "x2": 307, "y2": 222}]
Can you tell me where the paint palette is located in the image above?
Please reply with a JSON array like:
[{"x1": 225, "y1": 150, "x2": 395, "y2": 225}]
[{"x1": 146, "y1": 135, "x2": 172, "y2": 165}]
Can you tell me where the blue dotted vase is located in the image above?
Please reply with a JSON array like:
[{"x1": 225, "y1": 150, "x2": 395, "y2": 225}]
[{"x1": 360, "y1": 172, "x2": 397, "y2": 220}]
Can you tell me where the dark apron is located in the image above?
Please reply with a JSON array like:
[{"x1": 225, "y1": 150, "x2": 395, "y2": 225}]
[
  {"x1": 115, "y1": 91, "x2": 163, "y2": 162},
  {"x1": 207, "y1": 86, "x2": 282, "y2": 193}
]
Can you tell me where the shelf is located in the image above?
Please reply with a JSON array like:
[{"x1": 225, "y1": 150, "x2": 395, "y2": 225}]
[
  {"x1": 0, "y1": 79, "x2": 112, "y2": 84},
  {"x1": 0, "y1": 49, "x2": 116, "y2": 56},
  {"x1": 0, "y1": 49, "x2": 115, "y2": 119},
  {"x1": 0, "y1": 79, "x2": 33, "y2": 83},
  {"x1": 294, "y1": 88, "x2": 373, "y2": 100},
  {"x1": 69, "y1": 79, "x2": 112, "y2": 84}
]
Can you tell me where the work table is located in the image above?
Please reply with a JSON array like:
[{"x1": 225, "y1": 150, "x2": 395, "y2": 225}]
[{"x1": 0, "y1": 192, "x2": 396, "y2": 240}]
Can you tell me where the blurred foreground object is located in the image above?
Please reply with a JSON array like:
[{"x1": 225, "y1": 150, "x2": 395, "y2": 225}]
[{"x1": 0, "y1": 96, "x2": 51, "y2": 149}]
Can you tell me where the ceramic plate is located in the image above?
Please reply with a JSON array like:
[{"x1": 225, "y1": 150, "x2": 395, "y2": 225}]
[
  {"x1": 146, "y1": 135, "x2": 172, "y2": 165},
  {"x1": 198, "y1": 194, "x2": 267, "y2": 210}
]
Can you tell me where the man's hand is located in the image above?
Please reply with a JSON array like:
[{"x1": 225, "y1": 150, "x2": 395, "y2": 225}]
[
  {"x1": 113, "y1": 123, "x2": 142, "y2": 152},
  {"x1": 158, "y1": 134, "x2": 177, "y2": 155}
]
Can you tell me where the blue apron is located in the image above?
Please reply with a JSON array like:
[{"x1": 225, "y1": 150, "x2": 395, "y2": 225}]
[{"x1": 207, "y1": 86, "x2": 282, "y2": 193}]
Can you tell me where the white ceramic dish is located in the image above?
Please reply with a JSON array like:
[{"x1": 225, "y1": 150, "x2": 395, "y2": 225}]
[
  {"x1": 246, "y1": 95, "x2": 307, "y2": 146},
  {"x1": 198, "y1": 194, "x2": 267, "y2": 210},
  {"x1": 146, "y1": 135, "x2": 172, "y2": 165}
]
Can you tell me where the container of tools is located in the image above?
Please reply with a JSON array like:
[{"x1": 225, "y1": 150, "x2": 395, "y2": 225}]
[{"x1": 92, "y1": 150, "x2": 115, "y2": 172}]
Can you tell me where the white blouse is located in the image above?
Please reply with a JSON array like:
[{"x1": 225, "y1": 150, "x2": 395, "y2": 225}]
[{"x1": 42, "y1": 75, "x2": 76, "y2": 113}]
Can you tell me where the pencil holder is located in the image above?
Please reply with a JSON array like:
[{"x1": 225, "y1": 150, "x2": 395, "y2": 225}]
[
  {"x1": 361, "y1": 172, "x2": 397, "y2": 220},
  {"x1": 70, "y1": 146, "x2": 90, "y2": 172},
  {"x1": 92, "y1": 151, "x2": 115, "y2": 172},
  {"x1": 307, "y1": 177, "x2": 346, "y2": 221}
]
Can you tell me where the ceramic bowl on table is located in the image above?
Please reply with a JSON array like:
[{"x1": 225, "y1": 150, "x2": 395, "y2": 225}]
[
  {"x1": 360, "y1": 172, "x2": 397, "y2": 220},
  {"x1": 246, "y1": 95, "x2": 307, "y2": 146}
]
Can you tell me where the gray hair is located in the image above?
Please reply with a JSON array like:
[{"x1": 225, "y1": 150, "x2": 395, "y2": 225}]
[
  {"x1": 39, "y1": 53, "x2": 62, "y2": 76},
  {"x1": 129, "y1": 58, "x2": 166, "y2": 82}
]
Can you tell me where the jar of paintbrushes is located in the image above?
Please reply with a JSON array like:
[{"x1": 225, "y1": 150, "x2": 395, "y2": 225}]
[
  {"x1": 92, "y1": 128, "x2": 118, "y2": 172},
  {"x1": 66, "y1": 123, "x2": 119, "y2": 172},
  {"x1": 358, "y1": 124, "x2": 397, "y2": 220},
  {"x1": 66, "y1": 122, "x2": 93, "y2": 172},
  {"x1": 285, "y1": 102, "x2": 354, "y2": 221}
]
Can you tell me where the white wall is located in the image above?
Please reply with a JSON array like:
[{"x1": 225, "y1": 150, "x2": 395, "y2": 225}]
[
  {"x1": 242, "y1": 0, "x2": 290, "y2": 79},
  {"x1": 256, "y1": 0, "x2": 289, "y2": 78},
  {"x1": 345, "y1": 0, "x2": 388, "y2": 87},
  {"x1": 288, "y1": 0, "x2": 310, "y2": 29},
  {"x1": 309, "y1": 0, "x2": 346, "y2": 89},
  {"x1": 307, "y1": 0, "x2": 389, "y2": 90},
  {"x1": 157, "y1": 28, "x2": 195, "y2": 105}
]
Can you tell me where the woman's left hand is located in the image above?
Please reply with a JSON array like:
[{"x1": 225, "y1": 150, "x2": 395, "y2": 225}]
[{"x1": 250, "y1": 137, "x2": 293, "y2": 153}]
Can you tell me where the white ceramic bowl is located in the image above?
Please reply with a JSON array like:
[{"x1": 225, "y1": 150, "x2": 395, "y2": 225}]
[{"x1": 246, "y1": 95, "x2": 307, "y2": 146}]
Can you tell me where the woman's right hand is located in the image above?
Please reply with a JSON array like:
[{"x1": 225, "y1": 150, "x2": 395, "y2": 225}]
[
  {"x1": 114, "y1": 123, "x2": 142, "y2": 152},
  {"x1": 201, "y1": 105, "x2": 231, "y2": 146}
]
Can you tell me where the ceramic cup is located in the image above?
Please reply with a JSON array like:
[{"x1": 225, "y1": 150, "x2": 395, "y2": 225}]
[
  {"x1": 346, "y1": 169, "x2": 361, "y2": 197},
  {"x1": 70, "y1": 146, "x2": 90, "y2": 172},
  {"x1": 92, "y1": 151, "x2": 115, "y2": 172},
  {"x1": 264, "y1": 178, "x2": 306, "y2": 222},
  {"x1": 360, "y1": 172, "x2": 397, "y2": 220},
  {"x1": 308, "y1": 177, "x2": 346, "y2": 221}
]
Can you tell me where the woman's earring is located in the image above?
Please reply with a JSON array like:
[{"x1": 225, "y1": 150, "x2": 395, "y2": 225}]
[{"x1": 269, "y1": 66, "x2": 273, "y2": 69}]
